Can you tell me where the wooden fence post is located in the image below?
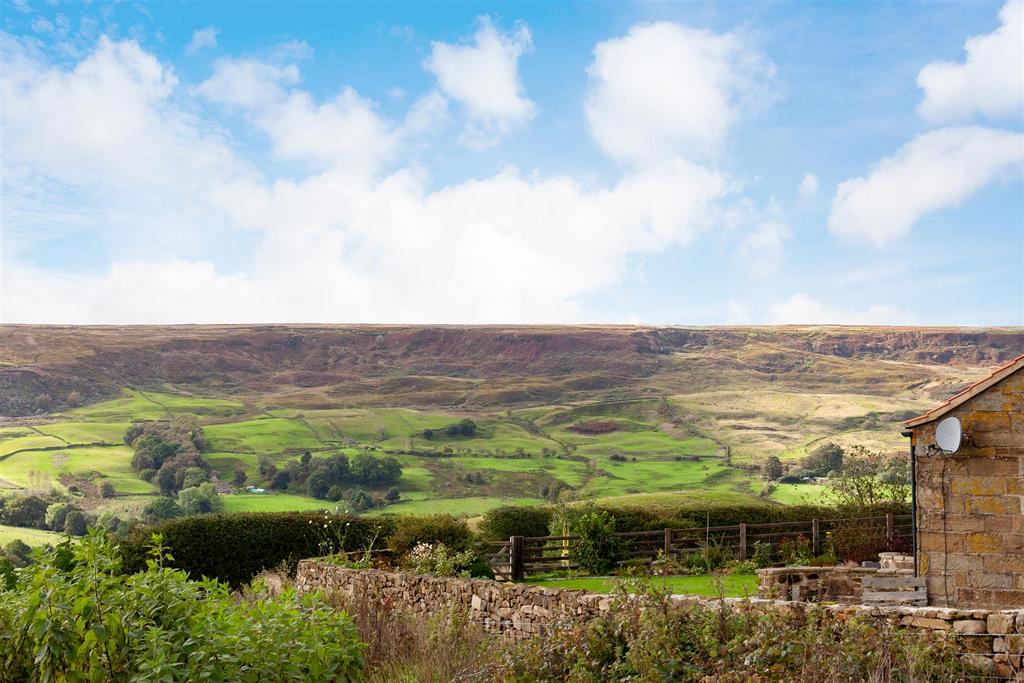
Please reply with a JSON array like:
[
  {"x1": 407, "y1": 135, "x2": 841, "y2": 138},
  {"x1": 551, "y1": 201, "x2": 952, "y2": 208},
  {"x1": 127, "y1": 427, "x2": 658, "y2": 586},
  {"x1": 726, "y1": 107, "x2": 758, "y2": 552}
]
[
  {"x1": 739, "y1": 523, "x2": 747, "y2": 561},
  {"x1": 812, "y1": 519, "x2": 820, "y2": 556},
  {"x1": 663, "y1": 528, "x2": 673, "y2": 557},
  {"x1": 885, "y1": 513, "x2": 894, "y2": 541},
  {"x1": 510, "y1": 536, "x2": 524, "y2": 581}
]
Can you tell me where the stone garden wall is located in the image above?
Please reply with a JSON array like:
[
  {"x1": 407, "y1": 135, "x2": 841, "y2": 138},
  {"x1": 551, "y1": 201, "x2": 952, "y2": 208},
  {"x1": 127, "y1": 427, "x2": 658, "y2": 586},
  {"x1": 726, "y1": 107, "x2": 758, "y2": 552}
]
[{"x1": 296, "y1": 560, "x2": 1024, "y2": 677}]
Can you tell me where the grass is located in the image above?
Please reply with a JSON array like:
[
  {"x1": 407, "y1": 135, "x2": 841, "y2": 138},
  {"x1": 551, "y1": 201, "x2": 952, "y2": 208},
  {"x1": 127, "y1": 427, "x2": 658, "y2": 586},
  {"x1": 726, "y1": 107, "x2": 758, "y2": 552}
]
[
  {"x1": 222, "y1": 493, "x2": 340, "y2": 513},
  {"x1": 204, "y1": 417, "x2": 324, "y2": 453},
  {"x1": 766, "y1": 482, "x2": 830, "y2": 505},
  {"x1": 581, "y1": 458, "x2": 735, "y2": 498},
  {"x1": 0, "y1": 431, "x2": 67, "y2": 458},
  {"x1": 527, "y1": 573, "x2": 759, "y2": 598},
  {"x1": 65, "y1": 389, "x2": 245, "y2": 422},
  {"x1": 0, "y1": 524, "x2": 66, "y2": 547},
  {"x1": 0, "y1": 445, "x2": 154, "y2": 495},
  {"x1": 33, "y1": 422, "x2": 128, "y2": 445},
  {"x1": 365, "y1": 496, "x2": 545, "y2": 517}
]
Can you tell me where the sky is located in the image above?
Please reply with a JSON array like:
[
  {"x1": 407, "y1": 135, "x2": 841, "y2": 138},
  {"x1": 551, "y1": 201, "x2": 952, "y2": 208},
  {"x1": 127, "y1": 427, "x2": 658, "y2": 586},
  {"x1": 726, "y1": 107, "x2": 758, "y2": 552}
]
[{"x1": 1, "y1": 0, "x2": 1022, "y2": 326}]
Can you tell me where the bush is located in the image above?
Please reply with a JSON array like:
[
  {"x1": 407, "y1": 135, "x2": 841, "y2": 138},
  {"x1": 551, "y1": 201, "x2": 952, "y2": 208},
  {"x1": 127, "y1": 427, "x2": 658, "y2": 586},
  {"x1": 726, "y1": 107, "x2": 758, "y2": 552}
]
[
  {"x1": 1, "y1": 495, "x2": 49, "y2": 529},
  {"x1": 402, "y1": 542, "x2": 476, "y2": 577},
  {"x1": 554, "y1": 505, "x2": 622, "y2": 576},
  {"x1": 0, "y1": 531, "x2": 365, "y2": 681},
  {"x1": 120, "y1": 512, "x2": 394, "y2": 586},
  {"x1": 387, "y1": 515, "x2": 474, "y2": 555},
  {"x1": 478, "y1": 505, "x2": 553, "y2": 540},
  {"x1": 502, "y1": 586, "x2": 964, "y2": 681},
  {"x1": 751, "y1": 541, "x2": 775, "y2": 568}
]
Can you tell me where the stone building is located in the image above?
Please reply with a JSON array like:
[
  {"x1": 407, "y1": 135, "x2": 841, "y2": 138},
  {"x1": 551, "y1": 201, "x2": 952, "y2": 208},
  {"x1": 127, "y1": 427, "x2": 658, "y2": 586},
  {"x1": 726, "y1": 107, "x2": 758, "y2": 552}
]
[{"x1": 905, "y1": 354, "x2": 1024, "y2": 608}]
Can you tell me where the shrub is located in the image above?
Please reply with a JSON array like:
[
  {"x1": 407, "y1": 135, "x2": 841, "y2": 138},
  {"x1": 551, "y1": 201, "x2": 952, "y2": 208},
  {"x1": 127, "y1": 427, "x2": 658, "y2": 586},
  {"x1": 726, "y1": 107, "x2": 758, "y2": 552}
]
[
  {"x1": 500, "y1": 585, "x2": 964, "y2": 681},
  {"x1": 63, "y1": 510, "x2": 88, "y2": 536},
  {"x1": 143, "y1": 496, "x2": 183, "y2": 522},
  {"x1": 387, "y1": 515, "x2": 474, "y2": 555},
  {"x1": 0, "y1": 531, "x2": 364, "y2": 681},
  {"x1": 479, "y1": 505, "x2": 553, "y2": 540},
  {"x1": 98, "y1": 481, "x2": 116, "y2": 498},
  {"x1": 555, "y1": 505, "x2": 622, "y2": 576},
  {"x1": 751, "y1": 541, "x2": 775, "y2": 568},
  {"x1": 778, "y1": 535, "x2": 813, "y2": 566},
  {"x1": 402, "y1": 542, "x2": 476, "y2": 577},
  {"x1": 1, "y1": 495, "x2": 49, "y2": 529},
  {"x1": 121, "y1": 512, "x2": 394, "y2": 586},
  {"x1": 176, "y1": 483, "x2": 224, "y2": 515}
]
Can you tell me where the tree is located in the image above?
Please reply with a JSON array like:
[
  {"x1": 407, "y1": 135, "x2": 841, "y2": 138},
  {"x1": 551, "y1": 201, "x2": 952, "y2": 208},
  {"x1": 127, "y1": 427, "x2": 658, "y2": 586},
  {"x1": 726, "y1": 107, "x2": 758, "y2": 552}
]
[
  {"x1": 763, "y1": 455, "x2": 784, "y2": 480},
  {"x1": 98, "y1": 481, "x2": 116, "y2": 499},
  {"x1": 2, "y1": 495, "x2": 49, "y2": 529},
  {"x1": 232, "y1": 468, "x2": 248, "y2": 487},
  {"x1": 458, "y1": 419, "x2": 477, "y2": 436},
  {"x1": 422, "y1": 429, "x2": 434, "y2": 440},
  {"x1": 300, "y1": 451, "x2": 312, "y2": 467},
  {"x1": 181, "y1": 467, "x2": 208, "y2": 489},
  {"x1": 306, "y1": 472, "x2": 329, "y2": 499},
  {"x1": 385, "y1": 487, "x2": 401, "y2": 502},
  {"x1": 177, "y1": 484, "x2": 224, "y2": 515},
  {"x1": 257, "y1": 455, "x2": 274, "y2": 476},
  {"x1": 64, "y1": 510, "x2": 88, "y2": 536},
  {"x1": 144, "y1": 497, "x2": 183, "y2": 522},
  {"x1": 827, "y1": 445, "x2": 909, "y2": 510},
  {"x1": 271, "y1": 470, "x2": 291, "y2": 491},
  {"x1": 156, "y1": 465, "x2": 178, "y2": 496},
  {"x1": 345, "y1": 488, "x2": 374, "y2": 512},
  {"x1": 45, "y1": 502, "x2": 71, "y2": 531},
  {"x1": 802, "y1": 443, "x2": 844, "y2": 477}
]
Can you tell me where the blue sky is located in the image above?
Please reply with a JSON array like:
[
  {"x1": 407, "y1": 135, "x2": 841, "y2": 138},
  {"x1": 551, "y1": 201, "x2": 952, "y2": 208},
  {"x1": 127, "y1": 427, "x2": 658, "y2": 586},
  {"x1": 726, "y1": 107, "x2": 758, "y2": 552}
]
[{"x1": 1, "y1": 0, "x2": 1021, "y2": 325}]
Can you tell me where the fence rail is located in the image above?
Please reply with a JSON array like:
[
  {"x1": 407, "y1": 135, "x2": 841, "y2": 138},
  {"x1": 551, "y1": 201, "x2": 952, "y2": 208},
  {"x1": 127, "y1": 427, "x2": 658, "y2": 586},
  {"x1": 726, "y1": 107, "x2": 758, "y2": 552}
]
[{"x1": 487, "y1": 513, "x2": 912, "y2": 580}]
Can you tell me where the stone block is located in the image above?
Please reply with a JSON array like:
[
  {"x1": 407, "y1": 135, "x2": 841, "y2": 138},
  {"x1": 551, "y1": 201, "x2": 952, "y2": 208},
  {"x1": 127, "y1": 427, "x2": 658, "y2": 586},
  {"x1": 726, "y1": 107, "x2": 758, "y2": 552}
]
[
  {"x1": 900, "y1": 616, "x2": 953, "y2": 630},
  {"x1": 966, "y1": 533, "x2": 1004, "y2": 554},
  {"x1": 962, "y1": 653, "x2": 998, "y2": 674},
  {"x1": 990, "y1": 613, "x2": 1018, "y2": 635},
  {"x1": 965, "y1": 495, "x2": 1012, "y2": 515},
  {"x1": 1008, "y1": 635, "x2": 1024, "y2": 654},
  {"x1": 954, "y1": 619, "x2": 988, "y2": 634},
  {"x1": 952, "y1": 477, "x2": 1008, "y2": 496}
]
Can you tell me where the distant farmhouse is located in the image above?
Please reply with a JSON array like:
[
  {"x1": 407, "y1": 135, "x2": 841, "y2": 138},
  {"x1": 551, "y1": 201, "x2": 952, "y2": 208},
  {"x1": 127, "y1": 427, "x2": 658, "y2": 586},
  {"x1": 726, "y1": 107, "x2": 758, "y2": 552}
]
[{"x1": 905, "y1": 354, "x2": 1024, "y2": 608}]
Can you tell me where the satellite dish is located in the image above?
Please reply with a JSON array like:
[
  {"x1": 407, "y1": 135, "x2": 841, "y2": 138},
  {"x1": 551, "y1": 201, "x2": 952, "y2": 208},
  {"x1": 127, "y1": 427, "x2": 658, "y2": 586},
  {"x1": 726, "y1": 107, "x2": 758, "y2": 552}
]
[{"x1": 935, "y1": 417, "x2": 962, "y2": 454}]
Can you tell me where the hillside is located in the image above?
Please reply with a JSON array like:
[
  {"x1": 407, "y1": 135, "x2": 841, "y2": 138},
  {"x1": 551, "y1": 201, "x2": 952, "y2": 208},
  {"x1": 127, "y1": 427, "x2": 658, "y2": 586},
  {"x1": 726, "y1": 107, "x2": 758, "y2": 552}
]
[{"x1": 0, "y1": 325, "x2": 1021, "y2": 522}]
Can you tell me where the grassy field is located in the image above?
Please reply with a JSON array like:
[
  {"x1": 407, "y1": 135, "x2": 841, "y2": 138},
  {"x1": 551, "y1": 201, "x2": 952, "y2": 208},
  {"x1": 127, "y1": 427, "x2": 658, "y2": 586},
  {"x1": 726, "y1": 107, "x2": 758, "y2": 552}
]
[
  {"x1": 528, "y1": 573, "x2": 759, "y2": 597},
  {"x1": 0, "y1": 524, "x2": 66, "y2": 547},
  {"x1": 222, "y1": 493, "x2": 340, "y2": 513},
  {"x1": 0, "y1": 383, "x2": 882, "y2": 520}
]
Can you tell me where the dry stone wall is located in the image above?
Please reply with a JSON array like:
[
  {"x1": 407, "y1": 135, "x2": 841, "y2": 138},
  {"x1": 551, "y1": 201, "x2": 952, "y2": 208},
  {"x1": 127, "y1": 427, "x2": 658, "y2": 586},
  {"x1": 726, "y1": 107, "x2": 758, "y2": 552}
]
[
  {"x1": 914, "y1": 369, "x2": 1024, "y2": 608},
  {"x1": 296, "y1": 561, "x2": 1024, "y2": 676}
]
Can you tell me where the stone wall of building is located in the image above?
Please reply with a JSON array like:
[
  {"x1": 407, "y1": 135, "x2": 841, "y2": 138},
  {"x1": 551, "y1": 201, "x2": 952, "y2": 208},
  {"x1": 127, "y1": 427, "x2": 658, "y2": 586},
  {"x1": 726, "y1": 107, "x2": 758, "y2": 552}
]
[
  {"x1": 296, "y1": 561, "x2": 1024, "y2": 677},
  {"x1": 914, "y1": 370, "x2": 1024, "y2": 608}
]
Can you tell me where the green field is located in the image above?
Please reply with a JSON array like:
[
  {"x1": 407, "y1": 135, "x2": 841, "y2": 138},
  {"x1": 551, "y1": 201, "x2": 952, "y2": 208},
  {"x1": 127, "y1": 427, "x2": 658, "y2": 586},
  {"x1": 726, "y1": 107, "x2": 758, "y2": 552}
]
[
  {"x1": 528, "y1": 573, "x2": 759, "y2": 598},
  {"x1": 0, "y1": 386, "x2": 856, "y2": 520},
  {"x1": 222, "y1": 493, "x2": 338, "y2": 513},
  {"x1": 0, "y1": 524, "x2": 66, "y2": 547}
]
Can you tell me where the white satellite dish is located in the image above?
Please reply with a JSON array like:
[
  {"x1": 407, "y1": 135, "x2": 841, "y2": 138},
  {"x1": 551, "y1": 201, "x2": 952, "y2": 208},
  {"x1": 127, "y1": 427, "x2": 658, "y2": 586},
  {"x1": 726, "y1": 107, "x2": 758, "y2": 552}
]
[{"x1": 935, "y1": 417, "x2": 962, "y2": 454}]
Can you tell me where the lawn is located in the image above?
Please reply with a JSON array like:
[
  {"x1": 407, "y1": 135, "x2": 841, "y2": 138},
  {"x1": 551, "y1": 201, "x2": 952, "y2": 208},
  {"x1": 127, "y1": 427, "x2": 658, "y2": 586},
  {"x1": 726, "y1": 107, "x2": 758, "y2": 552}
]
[
  {"x1": 0, "y1": 524, "x2": 66, "y2": 548},
  {"x1": 528, "y1": 573, "x2": 759, "y2": 598},
  {"x1": 766, "y1": 482, "x2": 829, "y2": 505}
]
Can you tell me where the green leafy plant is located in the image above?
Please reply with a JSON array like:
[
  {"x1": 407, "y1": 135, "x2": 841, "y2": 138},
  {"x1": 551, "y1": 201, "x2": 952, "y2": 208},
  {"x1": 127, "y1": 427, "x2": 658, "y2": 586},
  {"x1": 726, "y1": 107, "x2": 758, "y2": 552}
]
[
  {"x1": 0, "y1": 529, "x2": 364, "y2": 681},
  {"x1": 402, "y1": 542, "x2": 476, "y2": 577}
]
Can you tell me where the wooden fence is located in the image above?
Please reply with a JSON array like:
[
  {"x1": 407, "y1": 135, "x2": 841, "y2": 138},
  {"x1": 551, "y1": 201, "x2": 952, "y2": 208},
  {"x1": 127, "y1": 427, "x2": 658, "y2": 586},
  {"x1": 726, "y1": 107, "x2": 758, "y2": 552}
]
[{"x1": 486, "y1": 513, "x2": 912, "y2": 581}]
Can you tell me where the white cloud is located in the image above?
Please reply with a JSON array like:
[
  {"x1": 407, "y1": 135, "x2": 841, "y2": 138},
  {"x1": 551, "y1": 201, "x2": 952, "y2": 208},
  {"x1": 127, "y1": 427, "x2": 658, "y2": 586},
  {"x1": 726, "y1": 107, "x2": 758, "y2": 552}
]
[
  {"x1": 199, "y1": 56, "x2": 397, "y2": 176},
  {"x1": 197, "y1": 56, "x2": 300, "y2": 108},
  {"x1": 585, "y1": 21, "x2": 774, "y2": 165},
  {"x1": 737, "y1": 219, "x2": 790, "y2": 275},
  {"x1": 726, "y1": 300, "x2": 752, "y2": 324},
  {"x1": 917, "y1": 0, "x2": 1023, "y2": 123},
  {"x1": 425, "y1": 16, "x2": 535, "y2": 146},
  {"x1": 798, "y1": 173, "x2": 818, "y2": 197},
  {"x1": 2, "y1": 36, "x2": 733, "y2": 324},
  {"x1": 186, "y1": 26, "x2": 218, "y2": 54},
  {"x1": 828, "y1": 126, "x2": 1024, "y2": 247},
  {"x1": 767, "y1": 293, "x2": 908, "y2": 325}
]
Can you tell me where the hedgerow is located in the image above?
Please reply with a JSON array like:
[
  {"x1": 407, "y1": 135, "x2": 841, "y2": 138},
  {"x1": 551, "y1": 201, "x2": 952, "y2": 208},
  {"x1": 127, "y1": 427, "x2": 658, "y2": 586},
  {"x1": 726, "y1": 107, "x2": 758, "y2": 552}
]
[{"x1": 120, "y1": 511, "x2": 395, "y2": 586}]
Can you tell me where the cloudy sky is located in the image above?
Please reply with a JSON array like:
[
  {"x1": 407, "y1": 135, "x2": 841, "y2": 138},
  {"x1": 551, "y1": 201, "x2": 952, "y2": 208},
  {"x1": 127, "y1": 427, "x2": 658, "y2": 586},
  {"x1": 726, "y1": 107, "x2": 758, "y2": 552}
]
[{"x1": 1, "y1": 0, "x2": 1022, "y2": 325}]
